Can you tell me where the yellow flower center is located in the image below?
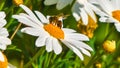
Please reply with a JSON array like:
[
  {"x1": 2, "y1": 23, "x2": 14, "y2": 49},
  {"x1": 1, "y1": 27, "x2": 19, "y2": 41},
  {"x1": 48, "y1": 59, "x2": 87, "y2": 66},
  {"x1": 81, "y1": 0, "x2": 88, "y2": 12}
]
[
  {"x1": 77, "y1": 15, "x2": 98, "y2": 38},
  {"x1": 0, "y1": 53, "x2": 8, "y2": 68},
  {"x1": 13, "y1": 0, "x2": 23, "y2": 6},
  {"x1": 112, "y1": 10, "x2": 120, "y2": 22},
  {"x1": 44, "y1": 24, "x2": 64, "y2": 39}
]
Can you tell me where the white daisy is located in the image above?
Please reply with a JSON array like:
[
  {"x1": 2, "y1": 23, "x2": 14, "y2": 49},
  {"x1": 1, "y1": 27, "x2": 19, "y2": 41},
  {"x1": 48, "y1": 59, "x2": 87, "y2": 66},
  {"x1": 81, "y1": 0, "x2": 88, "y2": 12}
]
[
  {"x1": 0, "y1": 12, "x2": 11, "y2": 50},
  {"x1": 12, "y1": 4, "x2": 93, "y2": 60},
  {"x1": 91, "y1": 0, "x2": 120, "y2": 32},
  {"x1": 44, "y1": 0, "x2": 73, "y2": 10},
  {"x1": 72, "y1": 0, "x2": 97, "y2": 25},
  {"x1": 0, "y1": 51, "x2": 16, "y2": 68}
]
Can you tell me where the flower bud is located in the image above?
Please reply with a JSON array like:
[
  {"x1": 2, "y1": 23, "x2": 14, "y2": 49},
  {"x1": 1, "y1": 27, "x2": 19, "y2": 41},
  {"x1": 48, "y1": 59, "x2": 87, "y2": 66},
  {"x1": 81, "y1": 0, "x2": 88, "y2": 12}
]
[
  {"x1": 13, "y1": 0, "x2": 23, "y2": 6},
  {"x1": 95, "y1": 62, "x2": 102, "y2": 68},
  {"x1": 103, "y1": 40, "x2": 116, "y2": 53}
]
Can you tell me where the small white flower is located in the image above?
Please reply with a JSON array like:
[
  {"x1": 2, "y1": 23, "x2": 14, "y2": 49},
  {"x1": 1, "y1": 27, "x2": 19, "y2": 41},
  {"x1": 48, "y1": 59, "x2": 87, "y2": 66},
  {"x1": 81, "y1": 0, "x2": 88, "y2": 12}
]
[
  {"x1": 72, "y1": 0, "x2": 98, "y2": 25},
  {"x1": 91, "y1": 0, "x2": 120, "y2": 32},
  {"x1": 0, "y1": 12, "x2": 11, "y2": 50},
  {"x1": 12, "y1": 4, "x2": 93, "y2": 60},
  {"x1": 44, "y1": 0, "x2": 73, "y2": 10}
]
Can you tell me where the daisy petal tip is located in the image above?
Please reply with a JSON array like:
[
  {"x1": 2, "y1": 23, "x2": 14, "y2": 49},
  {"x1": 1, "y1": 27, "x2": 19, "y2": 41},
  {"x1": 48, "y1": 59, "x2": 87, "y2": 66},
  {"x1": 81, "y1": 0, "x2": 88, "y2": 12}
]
[
  {"x1": 12, "y1": 15, "x2": 17, "y2": 18},
  {"x1": 80, "y1": 57, "x2": 84, "y2": 61},
  {"x1": 35, "y1": 40, "x2": 45, "y2": 47},
  {"x1": 54, "y1": 47, "x2": 62, "y2": 55},
  {"x1": 46, "y1": 49, "x2": 52, "y2": 53},
  {"x1": 46, "y1": 47, "x2": 52, "y2": 52},
  {"x1": 35, "y1": 44, "x2": 45, "y2": 47},
  {"x1": 89, "y1": 48, "x2": 93, "y2": 51},
  {"x1": 55, "y1": 51, "x2": 62, "y2": 55}
]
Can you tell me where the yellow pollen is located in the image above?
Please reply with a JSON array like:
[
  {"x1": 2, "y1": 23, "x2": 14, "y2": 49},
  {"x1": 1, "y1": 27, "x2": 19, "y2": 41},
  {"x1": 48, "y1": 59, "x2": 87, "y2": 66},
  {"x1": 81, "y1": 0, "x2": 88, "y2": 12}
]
[
  {"x1": 13, "y1": 0, "x2": 23, "y2": 6},
  {"x1": 44, "y1": 24, "x2": 64, "y2": 39},
  {"x1": 112, "y1": 10, "x2": 120, "y2": 22},
  {"x1": 0, "y1": 53, "x2": 8, "y2": 68},
  {"x1": 77, "y1": 15, "x2": 98, "y2": 38}
]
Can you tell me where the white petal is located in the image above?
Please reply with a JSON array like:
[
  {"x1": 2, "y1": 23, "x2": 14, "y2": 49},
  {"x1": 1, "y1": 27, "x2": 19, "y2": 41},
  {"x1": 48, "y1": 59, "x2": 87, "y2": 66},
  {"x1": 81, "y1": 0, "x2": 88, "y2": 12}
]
[
  {"x1": 0, "y1": 37, "x2": 11, "y2": 45},
  {"x1": 34, "y1": 11, "x2": 49, "y2": 23},
  {"x1": 89, "y1": 3, "x2": 108, "y2": 17},
  {"x1": 35, "y1": 35, "x2": 48, "y2": 47},
  {"x1": 64, "y1": 39, "x2": 93, "y2": 51},
  {"x1": 61, "y1": 40, "x2": 84, "y2": 60},
  {"x1": 19, "y1": 5, "x2": 41, "y2": 23},
  {"x1": 0, "y1": 44, "x2": 7, "y2": 50},
  {"x1": 96, "y1": 0, "x2": 113, "y2": 14},
  {"x1": 72, "y1": 1, "x2": 81, "y2": 12},
  {"x1": 56, "y1": 0, "x2": 73, "y2": 10},
  {"x1": 0, "y1": 28, "x2": 9, "y2": 37},
  {"x1": 99, "y1": 17, "x2": 108, "y2": 22},
  {"x1": 110, "y1": 0, "x2": 120, "y2": 9},
  {"x1": 62, "y1": 28, "x2": 76, "y2": 33},
  {"x1": 46, "y1": 37, "x2": 53, "y2": 52},
  {"x1": 72, "y1": 1, "x2": 81, "y2": 21},
  {"x1": 44, "y1": 0, "x2": 58, "y2": 5},
  {"x1": 72, "y1": 12, "x2": 81, "y2": 21},
  {"x1": 62, "y1": 39, "x2": 92, "y2": 58},
  {"x1": 0, "y1": 19, "x2": 7, "y2": 28},
  {"x1": 19, "y1": 13, "x2": 43, "y2": 27},
  {"x1": 52, "y1": 38, "x2": 62, "y2": 54},
  {"x1": 0, "y1": 37, "x2": 11, "y2": 50},
  {"x1": 84, "y1": 3, "x2": 97, "y2": 22},
  {"x1": 21, "y1": 27, "x2": 43, "y2": 36},
  {"x1": 99, "y1": 16, "x2": 117, "y2": 23},
  {"x1": 12, "y1": 15, "x2": 41, "y2": 28},
  {"x1": 0, "y1": 12, "x2": 6, "y2": 19},
  {"x1": 65, "y1": 33, "x2": 89, "y2": 41},
  {"x1": 114, "y1": 23, "x2": 120, "y2": 32},
  {"x1": 0, "y1": 51, "x2": 4, "y2": 62},
  {"x1": 79, "y1": 47, "x2": 91, "y2": 57},
  {"x1": 80, "y1": 8, "x2": 88, "y2": 25}
]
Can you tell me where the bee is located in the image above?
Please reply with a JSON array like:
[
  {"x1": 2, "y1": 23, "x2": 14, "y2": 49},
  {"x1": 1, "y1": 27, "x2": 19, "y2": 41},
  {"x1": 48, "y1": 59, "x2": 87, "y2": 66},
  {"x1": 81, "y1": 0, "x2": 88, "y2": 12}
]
[
  {"x1": 49, "y1": 13, "x2": 69, "y2": 28},
  {"x1": 49, "y1": 16, "x2": 62, "y2": 28}
]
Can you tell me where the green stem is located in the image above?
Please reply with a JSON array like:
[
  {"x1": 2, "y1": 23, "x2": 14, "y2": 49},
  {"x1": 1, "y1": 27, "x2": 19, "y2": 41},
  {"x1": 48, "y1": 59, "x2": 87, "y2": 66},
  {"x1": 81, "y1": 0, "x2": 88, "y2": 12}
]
[
  {"x1": 6, "y1": 0, "x2": 29, "y2": 28},
  {"x1": 10, "y1": 23, "x2": 22, "y2": 40},
  {"x1": 105, "y1": 23, "x2": 110, "y2": 37},
  {"x1": 85, "y1": 25, "x2": 115, "y2": 67},
  {"x1": 23, "y1": 48, "x2": 45, "y2": 68},
  {"x1": 0, "y1": 0, "x2": 6, "y2": 10},
  {"x1": 85, "y1": 51, "x2": 99, "y2": 68}
]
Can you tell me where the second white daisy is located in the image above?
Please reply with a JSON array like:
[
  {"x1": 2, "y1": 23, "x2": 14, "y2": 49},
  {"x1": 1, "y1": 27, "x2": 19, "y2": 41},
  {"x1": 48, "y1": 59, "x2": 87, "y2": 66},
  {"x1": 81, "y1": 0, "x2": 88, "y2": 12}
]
[{"x1": 91, "y1": 0, "x2": 120, "y2": 32}]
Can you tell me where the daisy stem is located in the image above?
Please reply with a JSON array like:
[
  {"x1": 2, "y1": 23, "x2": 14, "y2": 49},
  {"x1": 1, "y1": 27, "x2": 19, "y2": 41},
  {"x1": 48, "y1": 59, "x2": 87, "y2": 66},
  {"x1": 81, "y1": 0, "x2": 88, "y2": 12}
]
[
  {"x1": 10, "y1": 23, "x2": 22, "y2": 40},
  {"x1": 20, "y1": 54, "x2": 24, "y2": 68},
  {"x1": 85, "y1": 50, "x2": 99, "y2": 68},
  {"x1": 23, "y1": 48, "x2": 45, "y2": 68},
  {"x1": 105, "y1": 23, "x2": 110, "y2": 37},
  {"x1": 85, "y1": 50, "x2": 104, "y2": 68}
]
